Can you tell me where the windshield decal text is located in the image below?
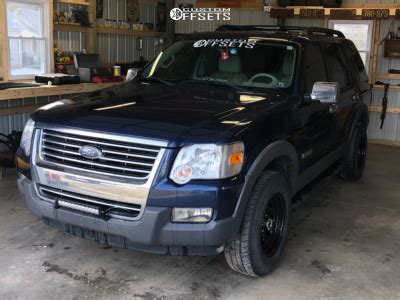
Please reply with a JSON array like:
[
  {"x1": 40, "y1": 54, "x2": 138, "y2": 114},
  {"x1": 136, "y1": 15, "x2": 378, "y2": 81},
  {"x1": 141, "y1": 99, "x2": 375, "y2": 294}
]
[{"x1": 193, "y1": 39, "x2": 256, "y2": 49}]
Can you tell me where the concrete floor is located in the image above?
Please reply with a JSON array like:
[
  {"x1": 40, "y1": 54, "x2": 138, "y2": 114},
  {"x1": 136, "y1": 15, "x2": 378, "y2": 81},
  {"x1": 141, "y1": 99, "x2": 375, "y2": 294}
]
[{"x1": 0, "y1": 143, "x2": 399, "y2": 299}]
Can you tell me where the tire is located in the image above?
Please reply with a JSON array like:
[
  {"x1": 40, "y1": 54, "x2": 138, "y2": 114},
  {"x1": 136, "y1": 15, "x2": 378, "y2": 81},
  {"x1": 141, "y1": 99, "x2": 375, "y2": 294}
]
[
  {"x1": 321, "y1": 0, "x2": 342, "y2": 8},
  {"x1": 341, "y1": 123, "x2": 368, "y2": 181},
  {"x1": 293, "y1": 0, "x2": 307, "y2": 5},
  {"x1": 307, "y1": 0, "x2": 321, "y2": 6},
  {"x1": 277, "y1": 0, "x2": 292, "y2": 7},
  {"x1": 224, "y1": 171, "x2": 291, "y2": 277}
]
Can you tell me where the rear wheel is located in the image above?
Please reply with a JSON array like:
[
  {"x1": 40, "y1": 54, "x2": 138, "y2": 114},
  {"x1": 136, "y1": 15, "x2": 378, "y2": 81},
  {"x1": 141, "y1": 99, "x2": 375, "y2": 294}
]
[
  {"x1": 341, "y1": 123, "x2": 367, "y2": 181},
  {"x1": 224, "y1": 171, "x2": 291, "y2": 277}
]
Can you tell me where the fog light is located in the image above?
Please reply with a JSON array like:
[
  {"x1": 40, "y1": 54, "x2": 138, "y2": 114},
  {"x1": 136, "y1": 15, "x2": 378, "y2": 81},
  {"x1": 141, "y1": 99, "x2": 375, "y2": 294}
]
[{"x1": 172, "y1": 208, "x2": 213, "y2": 223}]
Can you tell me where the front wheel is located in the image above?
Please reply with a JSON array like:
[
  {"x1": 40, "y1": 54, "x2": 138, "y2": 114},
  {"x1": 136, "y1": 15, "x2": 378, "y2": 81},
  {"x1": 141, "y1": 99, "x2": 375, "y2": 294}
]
[
  {"x1": 341, "y1": 123, "x2": 368, "y2": 181},
  {"x1": 224, "y1": 171, "x2": 291, "y2": 277}
]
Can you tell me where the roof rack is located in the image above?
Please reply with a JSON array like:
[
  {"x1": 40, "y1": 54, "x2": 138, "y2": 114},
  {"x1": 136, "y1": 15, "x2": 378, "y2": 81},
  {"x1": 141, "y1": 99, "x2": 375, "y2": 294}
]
[{"x1": 215, "y1": 25, "x2": 345, "y2": 38}]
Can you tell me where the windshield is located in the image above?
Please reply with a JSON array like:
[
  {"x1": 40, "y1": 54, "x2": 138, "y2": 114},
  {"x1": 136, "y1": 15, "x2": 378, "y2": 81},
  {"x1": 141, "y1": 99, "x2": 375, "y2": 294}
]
[{"x1": 140, "y1": 38, "x2": 297, "y2": 92}]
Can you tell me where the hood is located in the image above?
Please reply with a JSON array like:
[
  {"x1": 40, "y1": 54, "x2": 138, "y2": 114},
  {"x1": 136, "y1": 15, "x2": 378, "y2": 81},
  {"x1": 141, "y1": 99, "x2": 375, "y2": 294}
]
[{"x1": 32, "y1": 82, "x2": 289, "y2": 146}]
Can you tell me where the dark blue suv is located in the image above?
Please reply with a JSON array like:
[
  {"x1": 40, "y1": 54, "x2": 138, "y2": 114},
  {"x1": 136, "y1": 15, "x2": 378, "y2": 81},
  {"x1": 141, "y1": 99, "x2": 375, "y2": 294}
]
[{"x1": 16, "y1": 26, "x2": 370, "y2": 277}]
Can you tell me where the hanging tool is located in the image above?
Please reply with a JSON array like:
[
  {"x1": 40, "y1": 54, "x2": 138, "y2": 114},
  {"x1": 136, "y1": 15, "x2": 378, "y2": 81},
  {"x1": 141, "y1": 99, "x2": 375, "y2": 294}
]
[{"x1": 380, "y1": 83, "x2": 390, "y2": 129}]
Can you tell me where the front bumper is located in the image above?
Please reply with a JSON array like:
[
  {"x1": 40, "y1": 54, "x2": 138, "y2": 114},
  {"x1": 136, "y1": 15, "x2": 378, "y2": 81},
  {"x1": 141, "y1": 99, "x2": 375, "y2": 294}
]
[{"x1": 18, "y1": 176, "x2": 241, "y2": 256}]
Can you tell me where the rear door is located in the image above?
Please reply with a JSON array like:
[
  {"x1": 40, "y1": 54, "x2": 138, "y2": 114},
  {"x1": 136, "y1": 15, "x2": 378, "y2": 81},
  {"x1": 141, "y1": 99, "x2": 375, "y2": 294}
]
[{"x1": 322, "y1": 42, "x2": 357, "y2": 147}]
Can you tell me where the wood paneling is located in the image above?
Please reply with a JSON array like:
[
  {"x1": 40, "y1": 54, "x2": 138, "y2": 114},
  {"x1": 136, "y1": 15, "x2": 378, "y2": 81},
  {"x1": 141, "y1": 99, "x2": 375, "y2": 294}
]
[{"x1": 0, "y1": 1, "x2": 9, "y2": 82}]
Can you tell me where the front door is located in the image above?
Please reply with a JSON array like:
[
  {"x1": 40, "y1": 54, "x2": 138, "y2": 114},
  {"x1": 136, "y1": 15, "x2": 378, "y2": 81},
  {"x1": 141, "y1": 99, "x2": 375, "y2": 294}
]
[{"x1": 289, "y1": 42, "x2": 338, "y2": 172}]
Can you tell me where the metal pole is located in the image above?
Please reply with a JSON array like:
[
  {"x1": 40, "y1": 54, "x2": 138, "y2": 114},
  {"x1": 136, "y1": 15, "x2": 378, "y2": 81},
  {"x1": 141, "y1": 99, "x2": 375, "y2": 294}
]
[{"x1": 165, "y1": 0, "x2": 175, "y2": 44}]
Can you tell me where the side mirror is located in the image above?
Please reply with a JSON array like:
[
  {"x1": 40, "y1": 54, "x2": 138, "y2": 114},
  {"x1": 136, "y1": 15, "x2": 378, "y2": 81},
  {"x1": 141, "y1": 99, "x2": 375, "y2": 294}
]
[
  {"x1": 126, "y1": 68, "x2": 141, "y2": 81},
  {"x1": 310, "y1": 82, "x2": 339, "y2": 104}
]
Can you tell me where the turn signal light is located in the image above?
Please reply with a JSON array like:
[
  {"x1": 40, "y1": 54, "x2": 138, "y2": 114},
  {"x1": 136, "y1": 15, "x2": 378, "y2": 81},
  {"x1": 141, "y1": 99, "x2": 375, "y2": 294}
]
[{"x1": 229, "y1": 151, "x2": 244, "y2": 166}]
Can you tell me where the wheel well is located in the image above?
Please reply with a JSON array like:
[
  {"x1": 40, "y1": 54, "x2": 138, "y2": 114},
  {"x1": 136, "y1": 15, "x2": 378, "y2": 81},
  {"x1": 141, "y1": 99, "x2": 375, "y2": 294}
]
[{"x1": 264, "y1": 156, "x2": 296, "y2": 194}]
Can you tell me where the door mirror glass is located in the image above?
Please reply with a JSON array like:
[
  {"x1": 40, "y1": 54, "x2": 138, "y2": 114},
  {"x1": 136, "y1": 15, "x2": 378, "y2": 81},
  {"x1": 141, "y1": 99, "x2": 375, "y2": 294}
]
[
  {"x1": 310, "y1": 82, "x2": 339, "y2": 104},
  {"x1": 126, "y1": 68, "x2": 141, "y2": 81}
]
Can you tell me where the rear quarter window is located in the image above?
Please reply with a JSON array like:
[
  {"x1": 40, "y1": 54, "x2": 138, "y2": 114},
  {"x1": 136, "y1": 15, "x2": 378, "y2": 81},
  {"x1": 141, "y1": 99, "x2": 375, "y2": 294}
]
[
  {"x1": 323, "y1": 42, "x2": 353, "y2": 91},
  {"x1": 342, "y1": 41, "x2": 370, "y2": 92}
]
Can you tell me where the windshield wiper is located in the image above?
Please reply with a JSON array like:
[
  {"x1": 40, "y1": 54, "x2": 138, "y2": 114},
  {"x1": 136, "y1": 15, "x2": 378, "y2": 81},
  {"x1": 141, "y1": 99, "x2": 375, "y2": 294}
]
[
  {"x1": 178, "y1": 79, "x2": 248, "y2": 92},
  {"x1": 136, "y1": 77, "x2": 175, "y2": 86}
]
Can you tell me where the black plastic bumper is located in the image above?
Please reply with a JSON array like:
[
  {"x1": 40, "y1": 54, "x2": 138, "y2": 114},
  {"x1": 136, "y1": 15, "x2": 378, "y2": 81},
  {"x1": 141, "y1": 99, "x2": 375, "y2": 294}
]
[{"x1": 18, "y1": 176, "x2": 241, "y2": 256}]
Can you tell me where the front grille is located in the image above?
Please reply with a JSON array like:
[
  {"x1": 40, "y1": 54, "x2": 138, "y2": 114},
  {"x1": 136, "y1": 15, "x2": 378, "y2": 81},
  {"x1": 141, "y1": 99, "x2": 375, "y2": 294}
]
[
  {"x1": 36, "y1": 184, "x2": 142, "y2": 220},
  {"x1": 39, "y1": 128, "x2": 163, "y2": 183}
]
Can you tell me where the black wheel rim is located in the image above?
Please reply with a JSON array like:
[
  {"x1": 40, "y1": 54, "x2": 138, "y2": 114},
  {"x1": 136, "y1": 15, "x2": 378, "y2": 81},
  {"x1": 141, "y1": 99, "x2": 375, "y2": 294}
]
[
  {"x1": 260, "y1": 194, "x2": 286, "y2": 257},
  {"x1": 357, "y1": 133, "x2": 367, "y2": 171}
]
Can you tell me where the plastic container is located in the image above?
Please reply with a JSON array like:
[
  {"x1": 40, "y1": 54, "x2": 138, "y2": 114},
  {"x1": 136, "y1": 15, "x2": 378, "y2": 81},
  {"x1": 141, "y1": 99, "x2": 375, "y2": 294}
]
[{"x1": 113, "y1": 65, "x2": 121, "y2": 77}]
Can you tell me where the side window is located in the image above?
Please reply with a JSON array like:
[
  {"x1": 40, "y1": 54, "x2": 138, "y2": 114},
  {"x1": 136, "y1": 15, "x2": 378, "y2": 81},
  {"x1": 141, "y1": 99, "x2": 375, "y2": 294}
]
[
  {"x1": 342, "y1": 41, "x2": 369, "y2": 91},
  {"x1": 323, "y1": 43, "x2": 352, "y2": 90},
  {"x1": 303, "y1": 43, "x2": 327, "y2": 94}
]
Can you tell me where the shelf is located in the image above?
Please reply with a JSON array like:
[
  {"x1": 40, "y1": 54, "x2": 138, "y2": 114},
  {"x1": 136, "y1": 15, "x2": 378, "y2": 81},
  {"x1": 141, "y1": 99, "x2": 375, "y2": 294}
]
[
  {"x1": 341, "y1": 3, "x2": 400, "y2": 8},
  {"x1": 0, "y1": 104, "x2": 42, "y2": 117},
  {"x1": 97, "y1": 27, "x2": 164, "y2": 37},
  {"x1": 54, "y1": 23, "x2": 89, "y2": 33},
  {"x1": 369, "y1": 105, "x2": 400, "y2": 113},
  {"x1": 0, "y1": 82, "x2": 122, "y2": 101},
  {"x1": 374, "y1": 73, "x2": 400, "y2": 81},
  {"x1": 55, "y1": 0, "x2": 90, "y2": 6},
  {"x1": 270, "y1": 6, "x2": 399, "y2": 19},
  {"x1": 373, "y1": 84, "x2": 400, "y2": 91}
]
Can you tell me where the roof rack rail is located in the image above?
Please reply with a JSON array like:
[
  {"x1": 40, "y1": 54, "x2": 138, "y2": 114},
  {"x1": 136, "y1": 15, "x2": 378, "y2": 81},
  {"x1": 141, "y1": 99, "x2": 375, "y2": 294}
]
[{"x1": 215, "y1": 25, "x2": 345, "y2": 38}]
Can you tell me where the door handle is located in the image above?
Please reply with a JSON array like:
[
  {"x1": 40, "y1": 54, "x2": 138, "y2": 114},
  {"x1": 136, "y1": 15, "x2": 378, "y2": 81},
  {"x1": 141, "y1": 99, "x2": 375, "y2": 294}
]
[
  {"x1": 328, "y1": 104, "x2": 338, "y2": 113},
  {"x1": 352, "y1": 93, "x2": 360, "y2": 101}
]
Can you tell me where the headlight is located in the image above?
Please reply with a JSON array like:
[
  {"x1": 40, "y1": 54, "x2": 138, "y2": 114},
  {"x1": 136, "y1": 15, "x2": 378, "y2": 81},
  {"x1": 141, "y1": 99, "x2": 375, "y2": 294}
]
[
  {"x1": 170, "y1": 142, "x2": 244, "y2": 185},
  {"x1": 20, "y1": 119, "x2": 35, "y2": 156}
]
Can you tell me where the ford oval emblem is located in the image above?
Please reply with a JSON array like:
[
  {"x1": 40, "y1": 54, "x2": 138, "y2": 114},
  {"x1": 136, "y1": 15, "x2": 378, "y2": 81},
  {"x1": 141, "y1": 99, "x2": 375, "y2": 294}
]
[{"x1": 79, "y1": 145, "x2": 102, "y2": 159}]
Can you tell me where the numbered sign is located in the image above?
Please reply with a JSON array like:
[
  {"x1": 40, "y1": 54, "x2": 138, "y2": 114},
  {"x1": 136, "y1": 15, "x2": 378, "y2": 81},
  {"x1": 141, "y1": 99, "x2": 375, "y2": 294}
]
[
  {"x1": 362, "y1": 9, "x2": 389, "y2": 19},
  {"x1": 299, "y1": 8, "x2": 324, "y2": 19}
]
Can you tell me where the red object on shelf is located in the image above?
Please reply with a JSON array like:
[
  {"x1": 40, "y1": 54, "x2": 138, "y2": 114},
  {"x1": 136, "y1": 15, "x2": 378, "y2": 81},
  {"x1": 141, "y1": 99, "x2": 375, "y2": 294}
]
[
  {"x1": 220, "y1": 50, "x2": 229, "y2": 60},
  {"x1": 91, "y1": 76, "x2": 124, "y2": 83}
]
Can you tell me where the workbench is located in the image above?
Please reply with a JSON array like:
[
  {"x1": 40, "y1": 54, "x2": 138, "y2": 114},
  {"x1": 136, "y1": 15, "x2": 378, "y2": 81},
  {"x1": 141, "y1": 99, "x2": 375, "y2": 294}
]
[
  {"x1": 0, "y1": 81, "x2": 123, "y2": 179},
  {"x1": 0, "y1": 82, "x2": 121, "y2": 116}
]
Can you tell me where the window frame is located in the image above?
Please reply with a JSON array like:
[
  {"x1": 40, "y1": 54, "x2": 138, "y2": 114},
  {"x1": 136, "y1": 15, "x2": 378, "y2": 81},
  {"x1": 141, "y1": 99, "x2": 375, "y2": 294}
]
[
  {"x1": 322, "y1": 42, "x2": 354, "y2": 92},
  {"x1": 328, "y1": 20, "x2": 373, "y2": 75},
  {"x1": 302, "y1": 42, "x2": 329, "y2": 95},
  {"x1": 5, "y1": 0, "x2": 51, "y2": 80}
]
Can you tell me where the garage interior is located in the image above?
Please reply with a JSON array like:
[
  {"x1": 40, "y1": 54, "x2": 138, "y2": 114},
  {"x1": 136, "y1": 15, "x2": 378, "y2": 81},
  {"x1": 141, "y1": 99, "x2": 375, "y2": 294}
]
[{"x1": 0, "y1": 0, "x2": 400, "y2": 298}]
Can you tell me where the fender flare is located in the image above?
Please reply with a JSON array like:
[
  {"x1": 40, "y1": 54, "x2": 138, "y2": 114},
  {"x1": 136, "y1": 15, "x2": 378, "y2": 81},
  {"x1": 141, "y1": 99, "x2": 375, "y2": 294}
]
[
  {"x1": 231, "y1": 140, "x2": 299, "y2": 230},
  {"x1": 348, "y1": 103, "x2": 369, "y2": 142}
]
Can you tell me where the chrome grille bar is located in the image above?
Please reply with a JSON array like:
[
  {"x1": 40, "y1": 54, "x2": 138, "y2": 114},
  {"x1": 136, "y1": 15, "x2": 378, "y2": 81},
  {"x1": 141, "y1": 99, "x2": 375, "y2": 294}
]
[
  {"x1": 42, "y1": 152, "x2": 152, "y2": 174},
  {"x1": 42, "y1": 145, "x2": 154, "y2": 166},
  {"x1": 39, "y1": 128, "x2": 166, "y2": 183},
  {"x1": 43, "y1": 131, "x2": 160, "y2": 153}
]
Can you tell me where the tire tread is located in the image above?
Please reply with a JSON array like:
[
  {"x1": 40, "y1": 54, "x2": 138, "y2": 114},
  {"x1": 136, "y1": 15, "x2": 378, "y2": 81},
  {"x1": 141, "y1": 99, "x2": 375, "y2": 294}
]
[{"x1": 224, "y1": 171, "x2": 289, "y2": 277}]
